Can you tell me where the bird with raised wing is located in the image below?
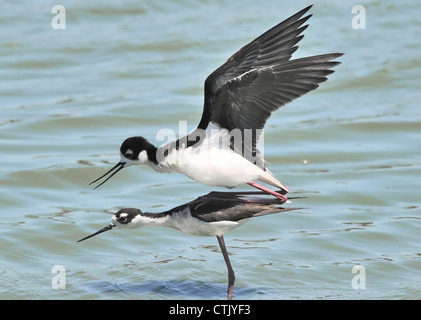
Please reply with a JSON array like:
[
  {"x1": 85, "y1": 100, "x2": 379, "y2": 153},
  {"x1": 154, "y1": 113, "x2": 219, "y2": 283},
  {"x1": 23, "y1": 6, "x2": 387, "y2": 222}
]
[{"x1": 90, "y1": 5, "x2": 343, "y2": 202}]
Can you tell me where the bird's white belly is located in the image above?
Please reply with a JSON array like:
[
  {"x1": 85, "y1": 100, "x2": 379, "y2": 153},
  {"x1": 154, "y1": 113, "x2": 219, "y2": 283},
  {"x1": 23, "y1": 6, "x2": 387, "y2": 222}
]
[
  {"x1": 175, "y1": 146, "x2": 263, "y2": 188},
  {"x1": 168, "y1": 210, "x2": 249, "y2": 236}
]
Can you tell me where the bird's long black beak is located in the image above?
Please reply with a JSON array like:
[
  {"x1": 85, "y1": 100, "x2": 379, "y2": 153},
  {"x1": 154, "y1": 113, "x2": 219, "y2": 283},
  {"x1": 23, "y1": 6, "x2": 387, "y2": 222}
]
[
  {"x1": 89, "y1": 161, "x2": 126, "y2": 189},
  {"x1": 77, "y1": 223, "x2": 116, "y2": 243}
]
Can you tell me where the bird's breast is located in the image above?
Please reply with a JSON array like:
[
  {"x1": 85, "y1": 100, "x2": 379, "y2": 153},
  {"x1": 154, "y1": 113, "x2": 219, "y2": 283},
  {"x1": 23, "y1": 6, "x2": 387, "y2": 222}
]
[
  {"x1": 153, "y1": 127, "x2": 265, "y2": 187},
  {"x1": 171, "y1": 142, "x2": 264, "y2": 187},
  {"x1": 168, "y1": 209, "x2": 248, "y2": 236}
]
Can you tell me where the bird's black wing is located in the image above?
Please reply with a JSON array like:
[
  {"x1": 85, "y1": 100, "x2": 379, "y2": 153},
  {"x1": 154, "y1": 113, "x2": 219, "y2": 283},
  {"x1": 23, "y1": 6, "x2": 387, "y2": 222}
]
[
  {"x1": 197, "y1": 5, "x2": 342, "y2": 166},
  {"x1": 187, "y1": 191, "x2": 299, "y2": 223}
]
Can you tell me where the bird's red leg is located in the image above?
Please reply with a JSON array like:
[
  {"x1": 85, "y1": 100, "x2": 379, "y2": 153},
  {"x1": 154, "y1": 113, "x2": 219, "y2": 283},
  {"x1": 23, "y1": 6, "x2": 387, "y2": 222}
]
[{"x1": 247, "y1": 182, "x2": 288, "y2": 203}]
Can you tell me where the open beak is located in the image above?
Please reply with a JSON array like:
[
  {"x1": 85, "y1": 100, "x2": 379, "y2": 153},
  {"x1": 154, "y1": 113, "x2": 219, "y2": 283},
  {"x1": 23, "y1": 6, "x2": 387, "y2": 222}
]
[
  {"x1": 77, "y1": 223, "x2": 116, "y2": 243},
  {"x1": 89, "y1": 161, "x2": 126, "y2": 189}
]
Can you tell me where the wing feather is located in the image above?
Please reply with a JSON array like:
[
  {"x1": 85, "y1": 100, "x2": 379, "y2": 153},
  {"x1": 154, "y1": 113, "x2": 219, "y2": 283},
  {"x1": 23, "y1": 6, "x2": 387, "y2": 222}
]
[{"x1": 196, "y1": 5, "x2": 343, "y2": 168}]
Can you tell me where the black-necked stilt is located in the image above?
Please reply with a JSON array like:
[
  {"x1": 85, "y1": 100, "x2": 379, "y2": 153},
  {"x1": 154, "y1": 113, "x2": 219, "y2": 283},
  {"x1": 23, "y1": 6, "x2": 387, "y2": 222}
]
[
  {"x1": 78, "y1": 190, "x2": 302, "y2": 298},
  {"x1": 90, "y1": 5, "x2": 343, "y2": 202}
]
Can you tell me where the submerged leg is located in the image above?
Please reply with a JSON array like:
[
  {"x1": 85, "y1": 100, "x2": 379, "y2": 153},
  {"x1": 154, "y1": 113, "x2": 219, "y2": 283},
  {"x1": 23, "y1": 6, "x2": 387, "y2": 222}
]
[
  {"x1": 216, "y1": 235, "x2": 235, "y2": 299},
  {"x1": 247, "y1": 182, "x2": 288, "y2": 202}
]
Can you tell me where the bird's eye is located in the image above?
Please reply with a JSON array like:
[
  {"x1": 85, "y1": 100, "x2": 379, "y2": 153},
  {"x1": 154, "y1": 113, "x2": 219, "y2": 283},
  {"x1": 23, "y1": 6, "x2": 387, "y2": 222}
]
[
  {"x1": 117, "y1": 215, "x2": 128, "y2": 223},
  {"x1": 124, "y1": 149, "x2": 134, "y2": 159}
]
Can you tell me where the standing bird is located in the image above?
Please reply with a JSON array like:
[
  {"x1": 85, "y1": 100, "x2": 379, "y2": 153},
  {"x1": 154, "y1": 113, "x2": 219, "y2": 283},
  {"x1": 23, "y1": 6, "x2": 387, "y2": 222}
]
[
  {"x1": 78, "y1": 190, "x2": 302, "y2": 298},
  {"x1": 90, "y1": 5, "x2": 343, "y2": 202}
]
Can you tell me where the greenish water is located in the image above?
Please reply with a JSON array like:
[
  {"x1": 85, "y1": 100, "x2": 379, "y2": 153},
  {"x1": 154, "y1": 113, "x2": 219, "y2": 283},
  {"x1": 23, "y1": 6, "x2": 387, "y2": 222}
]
[{"x1": 1, "y1": 0, "x2": 420, "y2": 299}]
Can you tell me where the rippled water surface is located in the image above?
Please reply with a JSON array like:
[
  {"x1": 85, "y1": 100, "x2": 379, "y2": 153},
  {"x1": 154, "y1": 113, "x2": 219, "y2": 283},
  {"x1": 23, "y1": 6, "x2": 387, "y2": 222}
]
[{"x1": 1, "y1": 0, "x2": 420, "y2": 300}]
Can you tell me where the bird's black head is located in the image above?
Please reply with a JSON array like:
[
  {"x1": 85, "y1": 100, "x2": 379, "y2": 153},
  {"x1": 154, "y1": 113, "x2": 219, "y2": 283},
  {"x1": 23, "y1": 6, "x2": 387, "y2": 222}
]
[
  {"x1": 120, "y1": 136, "x2": 158, "y2": 164},
  {"x1": 112, "y1": 208, "x2": 143, "y2": 227},
  {"x1": 77, "y1": 208, "x2": 144, "y2": 242},
  {"x1": 120, "y1": 136, "x2": 150, "y2": 161},
  {"x1": 89, "y1": 136, "x2": 157, "y2": 189}
]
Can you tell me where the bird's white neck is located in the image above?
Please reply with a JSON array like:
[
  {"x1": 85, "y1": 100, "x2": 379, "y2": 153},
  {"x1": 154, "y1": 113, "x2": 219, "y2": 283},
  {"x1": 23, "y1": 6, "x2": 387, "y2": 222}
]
[
  {"x1": 123, "y1": 212, "x2": 172, "y2": 229},
  {"x1": 146, "y1": 145, "x2": 180, "y2": 173},
  {"x1": 145, "y1": 139, "x2": 194, "y2": 174}
]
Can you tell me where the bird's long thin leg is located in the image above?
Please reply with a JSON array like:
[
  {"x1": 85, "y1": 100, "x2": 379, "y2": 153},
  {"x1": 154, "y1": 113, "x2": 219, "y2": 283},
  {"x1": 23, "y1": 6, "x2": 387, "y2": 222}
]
[
  {"x1": 247, "y1": 182, "x2": 288, "y2": 202},
  {"x1": 216, "y1": 235, "x2": 235, "y2": 299}
]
